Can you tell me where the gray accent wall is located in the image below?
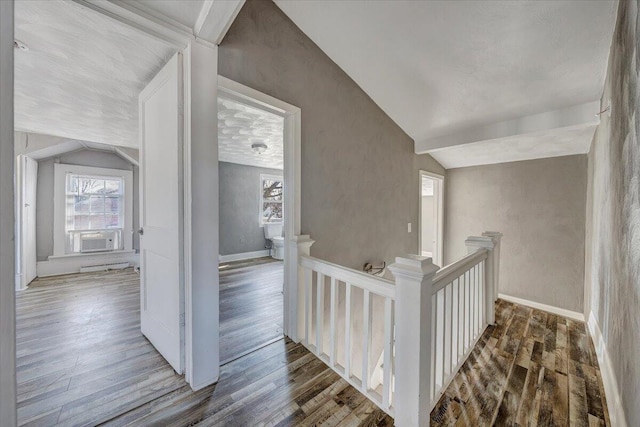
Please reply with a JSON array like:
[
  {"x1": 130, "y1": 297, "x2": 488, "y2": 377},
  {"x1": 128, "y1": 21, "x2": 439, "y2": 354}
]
[
  {"x1": 36, "y1": 148, "x2": 139, "y2": 261},
  {"x1": 585, "y1": 1, "x2": 639, "y2": 424},
  {"x1": 444, "y1": 155, "x2": 587, "y2": 313},
  {"x1": 219, "y1": 161, "x2": 282, "y2": 255},
  {"x1": 219, "y1": 0, "x2": 445, "y2": 269}
]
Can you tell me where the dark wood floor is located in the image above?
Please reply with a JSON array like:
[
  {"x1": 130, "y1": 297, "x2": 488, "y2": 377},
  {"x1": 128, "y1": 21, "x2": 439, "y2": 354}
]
[
  {"x1": 16, "y1": 267, "x2": 609, "y2": 426},
  {"x1": 431, "y1": 299, "x2": 610, "y2": 426},
  {"x1": 219, "y1": 258, "x2": 284, "y2": 364}
]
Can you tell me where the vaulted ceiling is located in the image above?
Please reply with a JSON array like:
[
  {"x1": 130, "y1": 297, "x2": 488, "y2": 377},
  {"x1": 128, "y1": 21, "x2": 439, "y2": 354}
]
[{"x1": 275, "y1": 0, "x2": 618, "y2": 167}]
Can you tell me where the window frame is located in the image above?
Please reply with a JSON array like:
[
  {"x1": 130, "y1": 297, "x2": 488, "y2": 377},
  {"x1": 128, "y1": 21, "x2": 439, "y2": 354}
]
[
  {"x1": 53, "y1": 164, "x2": 133, "y2": 256},
  {"x1": 259, "y1": 173, "x2": 284, "y2": 226}
]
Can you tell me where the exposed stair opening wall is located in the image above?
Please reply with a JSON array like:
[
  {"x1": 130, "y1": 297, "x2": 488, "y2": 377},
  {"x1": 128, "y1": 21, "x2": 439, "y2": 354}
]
[{"x1": 295, "y1": 232, "x2": 502, "y2": 426}]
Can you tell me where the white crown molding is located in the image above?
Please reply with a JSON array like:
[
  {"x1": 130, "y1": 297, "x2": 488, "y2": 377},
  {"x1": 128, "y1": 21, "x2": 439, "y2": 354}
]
[
  {"x1": 71, "y1": 0, "x2": 244, "y2": 49},
  {"x1": 71, "y1": 0, "x2": 193, "y2": 49}
]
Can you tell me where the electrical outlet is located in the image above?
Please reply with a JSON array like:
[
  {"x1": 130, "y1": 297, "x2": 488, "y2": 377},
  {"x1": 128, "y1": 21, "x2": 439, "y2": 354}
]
[{"x1": 407, "y1": 222, "x2": 412, "y2": 233}]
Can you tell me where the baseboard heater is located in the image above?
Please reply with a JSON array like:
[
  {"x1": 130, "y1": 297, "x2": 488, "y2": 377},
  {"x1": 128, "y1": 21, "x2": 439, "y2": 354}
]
[{"x1": 79, "y1": 262, "x2": 130, "y2": 273}]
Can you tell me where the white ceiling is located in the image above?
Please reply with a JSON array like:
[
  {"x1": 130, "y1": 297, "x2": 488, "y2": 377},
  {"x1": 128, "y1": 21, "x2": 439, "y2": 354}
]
[
  {"x1": 218, "y1": 96, "x2": 284, "y2": 170},
  {"x1": 275, "y1": 0, "x2": 618, "y2": 160},
  {"x1": 428, "y1": 123, "x2": 597, "y2": 169},
  {"x1": 14, "y1": 0, "x2": 176, "y2": 148}
]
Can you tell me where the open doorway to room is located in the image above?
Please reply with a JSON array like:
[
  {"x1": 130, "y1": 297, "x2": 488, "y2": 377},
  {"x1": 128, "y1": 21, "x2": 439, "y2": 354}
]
[
  {"x1": 419, "y1": 170, "x2": 444, "y2": 267},
  {"x1": 11, "y1": 1, "x2": 186, "y2": 425},
  {"x1": 217, "y1": 93, "x2": 286, "y2": 364}
]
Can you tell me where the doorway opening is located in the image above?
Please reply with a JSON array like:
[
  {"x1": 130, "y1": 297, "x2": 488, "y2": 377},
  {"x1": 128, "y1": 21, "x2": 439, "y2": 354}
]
[
  {"x1": 217, "y1": 92, "x2": 286, "y2": 364},
  {"x1": 419, "y1": 170, "x2": 444, "y2": 267}
]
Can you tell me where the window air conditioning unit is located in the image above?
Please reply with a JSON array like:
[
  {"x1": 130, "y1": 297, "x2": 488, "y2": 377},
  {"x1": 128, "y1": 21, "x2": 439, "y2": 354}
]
[{"x1": 79, "y1": 230, "x2": 118, "y2": 253}]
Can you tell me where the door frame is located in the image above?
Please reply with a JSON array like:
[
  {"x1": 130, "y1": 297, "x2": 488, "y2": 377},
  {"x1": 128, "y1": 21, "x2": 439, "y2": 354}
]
[
  {"x1": 217, "y1": 75, "x2": 302, "y2": 342},
  {"x1": 419, "y1": 170, "x2": 445, "y2": 267},
  {"x1": 15, "y1": 155, "x2": 38, "y2": 291}
]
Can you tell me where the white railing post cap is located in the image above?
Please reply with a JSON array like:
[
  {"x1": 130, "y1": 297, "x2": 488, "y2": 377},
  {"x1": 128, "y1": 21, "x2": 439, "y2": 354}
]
[
  {"x1": 482, "y1": 231, "x2": 503, "y2": 241},
  {"x1": 465, "y1": 235, "x2": 495, "y2": 250},
  {"x1": 388, "y1": 255, "x2": 439, "y2": 280}
]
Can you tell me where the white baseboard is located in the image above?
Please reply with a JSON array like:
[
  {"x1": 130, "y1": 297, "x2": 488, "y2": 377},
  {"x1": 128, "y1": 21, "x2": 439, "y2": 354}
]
[
  {"x1": 588, "y1": 312, "x2": 628, "y2": 427},
  {"x1": 497, "y1": 293, "x2": 585, "y2": 321},
  {"x1": 37, "y1": 251, "x2": 139, "y2": 277},
  {"x1": 219, "y1": 250, "x2": 270, "y2": 263}
]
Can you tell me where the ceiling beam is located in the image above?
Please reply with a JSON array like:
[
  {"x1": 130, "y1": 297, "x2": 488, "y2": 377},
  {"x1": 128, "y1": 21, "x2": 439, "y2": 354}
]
[{"x1": 415, "y1": 101, "x2": 601, "y2": 154}]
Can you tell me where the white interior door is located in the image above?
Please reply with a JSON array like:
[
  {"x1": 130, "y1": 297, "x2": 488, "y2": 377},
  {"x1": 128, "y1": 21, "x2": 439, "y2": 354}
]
[
  {"x1": 23, "y1": 156, "x2": 37, "y2": 285},
  {"x1": 139, "y1": 53, "x2": 184, "y2": 374}
]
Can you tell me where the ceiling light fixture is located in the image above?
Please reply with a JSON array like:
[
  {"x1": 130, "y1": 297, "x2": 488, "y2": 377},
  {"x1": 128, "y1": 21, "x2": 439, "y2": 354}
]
[
  {"x1": 251, "y1": 142, "x2": 268, "y2": 154},
  {"x1": 14, "y1": 40, "x2": 29, "y2": 51}
]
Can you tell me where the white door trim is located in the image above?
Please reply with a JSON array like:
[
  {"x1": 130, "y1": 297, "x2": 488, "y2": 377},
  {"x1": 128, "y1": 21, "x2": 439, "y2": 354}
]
[
  {"x1": 217, "y1": 75, "x2": 303, "y2": 342},
  {"x1": 419, "y1": 170, "x2": 445, "y2": 267}
]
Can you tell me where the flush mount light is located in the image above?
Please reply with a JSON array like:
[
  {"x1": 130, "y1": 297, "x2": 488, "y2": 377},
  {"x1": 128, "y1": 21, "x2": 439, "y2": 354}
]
[
  {"x1": 14, "y1": 40, "x2": 29, "y2": 51},
  {"x1": 251, "y1": 142, "x2": 268, "y2": 154}
]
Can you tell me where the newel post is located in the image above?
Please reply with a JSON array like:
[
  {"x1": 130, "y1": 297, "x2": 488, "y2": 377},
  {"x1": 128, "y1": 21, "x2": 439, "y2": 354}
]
[
  {"x1": 286, "y1": 234, "x2": 314, "y2": 343},
  {"x1": 483, "y1": 231, "x2": 503, "y2": 303},
  {"x1": 465, "y1": 235, "x2": 498, "y2": 325},
  {"x1": 389, "y1": 255, "x2": 439, "y2": 427}
]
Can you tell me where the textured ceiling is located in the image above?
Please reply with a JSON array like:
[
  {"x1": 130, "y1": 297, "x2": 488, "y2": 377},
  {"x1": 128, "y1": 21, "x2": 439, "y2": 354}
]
[
  {"x1": 14, "y1": 0, "x2": 176, "y2": 148},
  {"x1": 218, "y1": 96, "x2": 284, "y2": 170},
  {"x1": 275, "y1": 0, "x2": 618, "y2": 149}
]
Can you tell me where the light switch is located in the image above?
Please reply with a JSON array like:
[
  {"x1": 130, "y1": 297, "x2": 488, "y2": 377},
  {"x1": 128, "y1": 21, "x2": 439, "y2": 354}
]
[{"x1": 407, "y1": 222, "x2": 412, "y2": 233}]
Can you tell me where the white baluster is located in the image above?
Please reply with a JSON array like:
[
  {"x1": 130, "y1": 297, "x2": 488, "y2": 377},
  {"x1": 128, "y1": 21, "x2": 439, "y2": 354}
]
[
  {"x1": 316, "y1": 272, "x2": 324, "y2": 354},
  {"x1": 329, "y1": 277, "x2": 337, "y2": 367},
  {"x1": 345, "y1": 282, "x2": 352, "y2": 379},
  {"x1": 382, "y1": 297, "x2": 394, "y2": 410},
  {"x1": 304, "y1": 267, "x2": 312, "y2": 347},
  {"x1": 362, "y1": 289, "x2": 371, "y2": 391}
]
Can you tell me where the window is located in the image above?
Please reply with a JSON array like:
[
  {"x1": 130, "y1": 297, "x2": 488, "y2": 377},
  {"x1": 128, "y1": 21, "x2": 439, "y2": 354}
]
[
  {"x1": 260, "y1": 174, "x2": 283, "y2": 224},
  {"x1": 65, "y1": 174, "x2": 125, "y2": 231},
  {"x1": 53, "y1": 164, "x2": 133, "y2": 256}
]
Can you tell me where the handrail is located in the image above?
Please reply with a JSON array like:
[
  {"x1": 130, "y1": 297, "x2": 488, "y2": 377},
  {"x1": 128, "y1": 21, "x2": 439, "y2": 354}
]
[
  {"x1": 299, "y1": 255, "x2": 396, "y2": 299},
  {"x1": 432, "y1": 249, "x2": 488, "y2": 292}
]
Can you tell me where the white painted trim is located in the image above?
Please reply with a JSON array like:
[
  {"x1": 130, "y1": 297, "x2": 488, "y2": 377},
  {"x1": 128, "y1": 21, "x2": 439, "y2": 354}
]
[
  {"x1": 419, "y1": 170, "x2": 444, "y2": 267},
  {"x1": 72, "y1": 0, "x2": 243, "y2": 48},
  {"x1": 200, "y1": 0, "x2": 245, "y2": 45},
  {"x1": 219, "y1": 250, "x2": 270, "y2": 263},
  {"x1": 183, "y1": 43, "x2": 220, "y2": 390},
  {"x1": 0, "y1": 0, "x2": 16, "y2": 423},
  {"x1": 587, "y1": 312, "x2": 628, "y2": 427},
  {"x1": 498, "y1": 293, "x2": 585, "y2": 321},
  {"x1": 53, "y1": 164, "x2": 134, "y2": 257},
  {"x1": 71, "y1": 0, "x2": 192, "y2": 49},
  {"x1": 218, "y1": 75, "x2": 302, "y2": 342},
  {"x1": 193, "y1": 0, "x2": 214, "y2": 38},
  {"x1": 37, "y1": 251, "x2": 139, "y2": 277}
]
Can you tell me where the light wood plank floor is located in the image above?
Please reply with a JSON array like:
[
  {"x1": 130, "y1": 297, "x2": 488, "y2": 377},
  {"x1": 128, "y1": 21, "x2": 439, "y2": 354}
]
[
  {"x1": 430, "y1": 299, "x2": 610, "y2": 426},
  {"x1": 16, "y1": 269, "x2": 186, "y2": 427},
  {"x1": 219, "y1": 259, "x2": 284, "y2": 364}
]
